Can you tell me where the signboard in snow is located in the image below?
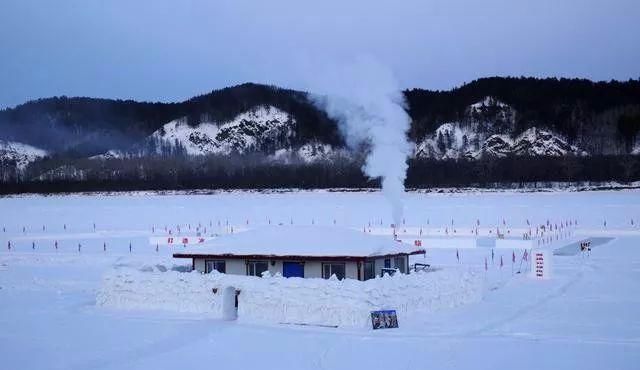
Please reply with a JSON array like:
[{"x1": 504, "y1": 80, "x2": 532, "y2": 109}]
[
  {"x1": 371, "y1": 310, "x2": 399, "y2": 329},
  {"x1": 148, "y1": 236, "x2": 213, "y2": 245},
  {"x1": 531, "y1": 249, "x2": 552, "y2": 279}
]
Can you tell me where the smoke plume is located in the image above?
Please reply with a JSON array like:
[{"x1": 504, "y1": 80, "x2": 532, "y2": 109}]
[{"x1": 309, "y1": 56, "x2": 412, "y2": 226}]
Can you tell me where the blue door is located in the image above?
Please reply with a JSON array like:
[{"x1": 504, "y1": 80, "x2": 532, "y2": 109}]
[{"x1": 283, "y1": 262, "x2": 304, "y2": 278}]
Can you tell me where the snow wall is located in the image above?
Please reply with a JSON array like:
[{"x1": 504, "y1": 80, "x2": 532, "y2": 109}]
[{"x1": 97, "y1": 265, "x2": 483, "y2": 328}]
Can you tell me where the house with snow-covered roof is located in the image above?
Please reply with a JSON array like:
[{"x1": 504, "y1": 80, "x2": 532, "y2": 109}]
[{"x1": 173, "y1": 226, "x2": 425, "y2": 280}]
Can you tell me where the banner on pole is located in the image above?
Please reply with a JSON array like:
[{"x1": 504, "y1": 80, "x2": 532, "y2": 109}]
[
  {"x1": 149, "y1": 236, "x2": 214, "y2": 245},
  {"x1": 531, "y1": 249, "x2": 552, "y2": 279}
]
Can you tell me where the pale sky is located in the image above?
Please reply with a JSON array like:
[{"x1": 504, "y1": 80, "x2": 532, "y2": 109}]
[{"x1": 1, "y1": 0, "x2": 638, "y2": 108}]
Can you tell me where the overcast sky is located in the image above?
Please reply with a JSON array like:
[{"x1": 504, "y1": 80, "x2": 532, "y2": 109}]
[{"x1": 1, "y1": 0, "x2": 638, "y2": 109}]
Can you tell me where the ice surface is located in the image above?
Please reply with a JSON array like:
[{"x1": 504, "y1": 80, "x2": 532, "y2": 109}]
[{"x1": 0, "y1": 190, "x2": 639, "y2": 369}]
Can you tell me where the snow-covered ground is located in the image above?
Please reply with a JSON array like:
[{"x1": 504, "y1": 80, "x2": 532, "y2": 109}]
[{"x1": 0, "y1": 190, "x2": 639, "y2": 369}]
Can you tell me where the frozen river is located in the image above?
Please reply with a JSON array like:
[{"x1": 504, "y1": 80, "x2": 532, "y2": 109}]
[{"x1": 0, "y1": 190, "x2": 639, "y2": 370}]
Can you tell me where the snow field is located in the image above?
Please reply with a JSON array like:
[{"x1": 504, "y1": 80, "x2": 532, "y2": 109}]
[{"x1": 1, "y1": 190, "x2": 639, "y2": 370}]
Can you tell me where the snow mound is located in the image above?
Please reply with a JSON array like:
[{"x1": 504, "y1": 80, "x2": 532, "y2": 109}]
[
  {"x1": 97, "y1": 266, "x2": 483, "y2": 328},
  {"x1": 0, "y1": 140, "x2": 48, "y2": 169}
]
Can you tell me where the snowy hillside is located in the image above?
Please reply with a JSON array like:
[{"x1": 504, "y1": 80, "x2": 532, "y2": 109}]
[
  {"x1": 270, "y1": 142, "x2": 341, "y2": 163},
  {"x1": 415, "y1": 97, "x2": 586, "y2": 160},
  {"x1": 0, "y1": 140, "x2": 47, "y2": 169},
  {"x1": 89, "y1": 150, "x2": 125, "y2": 160},
  {"x1": 415, "y1": 124, "x2": 585, "y2": 160},
  {"x1": 149, "y1": 106, "x2": 296, "y2": 156},
  {"x1": 511, "y1": 127, "x2": 585, "y2": 157}
]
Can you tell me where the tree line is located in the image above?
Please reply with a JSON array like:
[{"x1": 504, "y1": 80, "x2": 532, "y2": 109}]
[{"x1": 1, "y1": 154, "x2": 638, "y2": 194}]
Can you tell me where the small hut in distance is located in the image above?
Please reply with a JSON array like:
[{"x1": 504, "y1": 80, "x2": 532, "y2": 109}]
[{"x1": 173, "y1": 226, "x2": 425, "y2": 280}]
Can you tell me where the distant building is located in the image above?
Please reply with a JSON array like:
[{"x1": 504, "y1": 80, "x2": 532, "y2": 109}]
[{"x1": 173, "y1": 226, "x2": 425, "y2": 280}]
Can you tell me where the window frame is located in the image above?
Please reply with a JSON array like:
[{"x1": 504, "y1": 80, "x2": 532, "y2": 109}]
[
  {"x1": 204, "y1": 259, "x2": 226, "y2": 274},
  {"x1": 246, "y1": 260, "x2": 269, "y2": 277},
  {"x1": 322, "y1": 262, "x2": 346, "y2": 280},
  {"x1": 363, "y1": 260, "x2": 376, "y2": 281},
  {"x1": 393, "y1": 256, "x2": 406, "y2": 274}
]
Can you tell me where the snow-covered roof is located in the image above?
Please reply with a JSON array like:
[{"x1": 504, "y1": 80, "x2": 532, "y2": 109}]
[{"x1": 174, "y1": 226, "x2": 424, "y2": 259}]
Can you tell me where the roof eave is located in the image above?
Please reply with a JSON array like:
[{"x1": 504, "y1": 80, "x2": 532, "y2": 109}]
[{"x1": 173, "y1": 249, "x2": 425, "y2": 261}]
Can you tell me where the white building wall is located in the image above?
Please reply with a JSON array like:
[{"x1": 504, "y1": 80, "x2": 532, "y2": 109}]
[
  {"x1": 304, "y1": 261, "x2": 322, "y2": 278},
  {"x1": 304, "y1": 261, "x2": 359, "y2": 279},
  {"x1": 374, "y1": 257, "x2": 389, "y2": 277},
  {"x1": 226, "y1": 259, "x2": 246, "y2": 275},
  {"x1": 269, "y1": 260, "x2": 283, "y2": 275},
  {"x1": 193, "y1": 258, "x2": 245, "y2": 274},
  {"x1": 345, "y1": 262, "x2": 358, "y2": 280}
]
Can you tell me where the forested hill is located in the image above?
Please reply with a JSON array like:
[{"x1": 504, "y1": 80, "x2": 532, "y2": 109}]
[
  {"x1": 0, "y1": 83, "x2": 341, "y2": 157},
  {"x1": 1, "y1": 77, "x2": 640, "y2": 192},
  {"x1": 405, "y1": 77, "x2": 640, "y2": 152}
]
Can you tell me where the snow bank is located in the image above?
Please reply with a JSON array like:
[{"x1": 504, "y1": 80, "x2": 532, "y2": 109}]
[{"x1": 97, "y1": 266, "x2": 483, "y2": 328}]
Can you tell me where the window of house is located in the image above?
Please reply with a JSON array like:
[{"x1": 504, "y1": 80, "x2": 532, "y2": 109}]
[
  {"x1": 363, "y1": 261, "x2": 375, "y2": 280},
  {"x1": 384, "y1": 258, "x2": 391, "y2": 269},
  {"x1": 393, "y1": 256, "x2": 406, "y2": 274},
  {"x1": 322, "y1": 263, "x2": 346, "y2": 280},
  {"x1": 205, "y1": 260, "x2": 226, "y2": 274},
  {"x1": 247, "y1": 261, "x2": 269, "y2": 277}
]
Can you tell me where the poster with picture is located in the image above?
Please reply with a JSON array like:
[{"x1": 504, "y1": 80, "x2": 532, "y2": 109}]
[{"x1": 370, "y1": 310, "x2": 399, "y2": 329}]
